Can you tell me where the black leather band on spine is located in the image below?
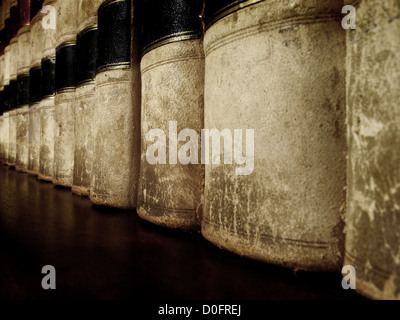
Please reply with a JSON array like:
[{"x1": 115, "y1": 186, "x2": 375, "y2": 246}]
[
  {"x1": 29, "y1": 66, "x2": 42, "y2": 105},
  {"x1": 77, "y1": 26, "x2": 98, "y2": 86},
  {"x1": 41, "y1": 56, "x2": 56, "y2": 98},
  {"x1": 55, "y1": 42, "x2": 77, "y2": 93},
  {"x1": 3, "y1": 85, "x2": 10, "y2": 111},
  {"x1": 17, "y1": 74, "x2": 30, "y2": 107},
  {"x1": 9, "y1": 79, "x2": 18, "y2": 110},
  {"x1": 205, "y1": 0, "x2": 264, "y2": 30},
  {"x1": 97, "y1": 0, "x2": 131, "y2": 73},
  {"x1": 137, "y1": 0, "x2": 203, "y2": 56}
]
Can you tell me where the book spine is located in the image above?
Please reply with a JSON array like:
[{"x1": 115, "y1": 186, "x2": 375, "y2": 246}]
[
  {"x1": 344, "y1": 0, "x2": 400, "y2": 300},
  {"x1": 8, "y1": 0, "x2": 19, "y2": 167},
  {"x1": 15, "y1": 0, "x2": 31, "y2": 172},
  {"x1": 90, "y1": 0, "x2": 140, "y2": 209},
  {"x1": 202, "y1": 0, "x2": 346, "y2": 271},
  {"x1": 136, "y1": 0, "x2": 204, "y2": 230},
  {"x1": 2, "y1": 0, "x2": 10, "y2": 165},
  {"x1": 53, "y1": 0, "x2": 77, "y2": 187},
  {"x1": 28, "y1": 5, "x2": 42, "y2": 176},
  {"x1": 28, "y1": 4, "x2": 42, "y2": 176},
  {"x1": 38, "y1": 0, "x2": 56, "y2": 181},
  {"x1": 72, "y1": 0, "x2": 100, "y2": 197},
  {"x1": 0, "y1": 0, "x2": 6, "y2": 163}
]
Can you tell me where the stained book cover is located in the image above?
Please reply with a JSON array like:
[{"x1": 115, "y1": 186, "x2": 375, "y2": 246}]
[
  {"x1": 38, "y1": 0, "x2": 56, "y2": 181},
  {"x1": 136, "y1": 0, "x2": 204, "y2": 230},
  {"x1": 202, "y1": 0, "x2": 347, "y2": 271},
  {"x1": 53, "y1": 0, "x2": 77, "y2": 187},
  {"x1": 72, "y1": 0, "x2": 101, "y2": 197},
  {"x1": 90, "y1": 0, "x2": 141, "y2": 209},
  {"x1": 344, "y1": 0, "x2": 400, "y2": 300}
]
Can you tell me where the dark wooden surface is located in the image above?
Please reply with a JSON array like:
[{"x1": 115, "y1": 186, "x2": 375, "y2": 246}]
[{"x1": 0, "y1": 165, "x2": 364, "y2": 300}]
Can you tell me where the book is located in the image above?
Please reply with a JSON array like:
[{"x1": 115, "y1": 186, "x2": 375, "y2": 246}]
[
  {"x1": 72, "y1": 0, "x2": 100, "y2": 197},
  {"x1": 8, "y1": 0, "x2": 18, "y2": 167},
  {"x1": 136, "y1": 0, "x2": 204, "y2": 230},
  {"x1": 38, "y1": 0, "x2": 56, "y2": 182},
  {"x1": 344, "y1": 0, "x2": 400, "y2": 300},
  {"x1": 27, "y1": 0, "x2": 44, "y2": 176},
  {"x1": 90, "y1": 0, "x2": 140, "y2": 209},
  {"x1": 201, "y1": 0, "x2": 346, "y2": 271},
  {"x1": 15, "y1": 0, "x2": 31, "y2": 172},
  {"x1": 53, "y1": 0, "x2": 77, "y2": 187},
  {"x1": 2, "y1": 0, "x2": 10, "y2": 164},
  {"x1": 0, "y1": 0, "x2": 6, "y2": 164}
]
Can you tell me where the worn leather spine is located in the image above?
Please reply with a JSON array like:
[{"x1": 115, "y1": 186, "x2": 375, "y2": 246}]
[
  {"x1": 0, "y1": 43, "x2": 3, "y2": 163},
  {"x1": 27, "y1": 9, "x2": 42, "y2": 176},
  {"x1": 38, "y1": 0, "x2": 56, "y2": 181},
  {"x1": 8, "y1": 0, "x2": 18, "y2": 167},
  {"x1": 53, "y1": 0, "x2": 77, "y2": 187},
  {"x1": 72, "y1": 0, "x2": 101, "y2": 197},
  {"x1": 344, "y1": 0, "x2": 400, "y2": 300},
  {"x1": 8, "y1": 28, "x2": 18, "y2": 167},
  {"x1": 15, "y1": 1, "x2": 31, "y2": 173},
  {"x1": 2, "y1": 0, "x2": 10, "y2": 165},
  {"x1": 90, "y1": 0, "x2": 140, "y2": 209},
  {"x1": 0, "y1": 0, "x2": 6, "y2": 163},
  {"x1": 136, "y1": 0, "x2": 204, "y2": 230},
  {"x1": 202, "y1": 0, "x2": 347, "y2": 271}
]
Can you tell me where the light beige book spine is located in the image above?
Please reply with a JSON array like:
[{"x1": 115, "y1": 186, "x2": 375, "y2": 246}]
[
  {"x1": 0, "y1": 1, "x2": 4, "y2": 163},
  {"x1": 202, "y1": 0, "x2": 346, "y2": 271},
  {"x1": 0, "y1": 0, "x2": 4, "y2": 163},
  {"x1": 344, "y1": 0, "x2": 400, "y2": 300},
  {"x1": 90, "y1": 0, "x2": 140, "y2": 209},
  {"x1": 0, "y1": 47, "x2": 3, "y2": 163},
  {"x1": 8, "y1": 34, "x2": 18, "y2": 167},
  {"x1": 2, "y1": 109, "x2": 9, "y2": 165},
  {"x1": 38, "y1": 0, "x2": 57, "y2": 182},
  {"x1": 27, "y1": 11, "x2": 43, "y2": 176},
  {"x1": 8, "y1": 0, "x2": 18, "y2": 167},
  {"x1": 137, "y1": 0, "x2": 204, "y2": 230},
  {"x1": 72, "y1": 0, "x2": 101, "y2": 197},
  {"x1": 53, "y1": 0, "x2": 77, "y2": 187},
  {"x1": 2, "y1": 0, "x2": 10, "y2": 165},
  {"x1": 15, "y1": 24, "x2": 31, "y2": 172},
  {"x1": 0, "y1": 53, "x2": 3, "y2": 164}
]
